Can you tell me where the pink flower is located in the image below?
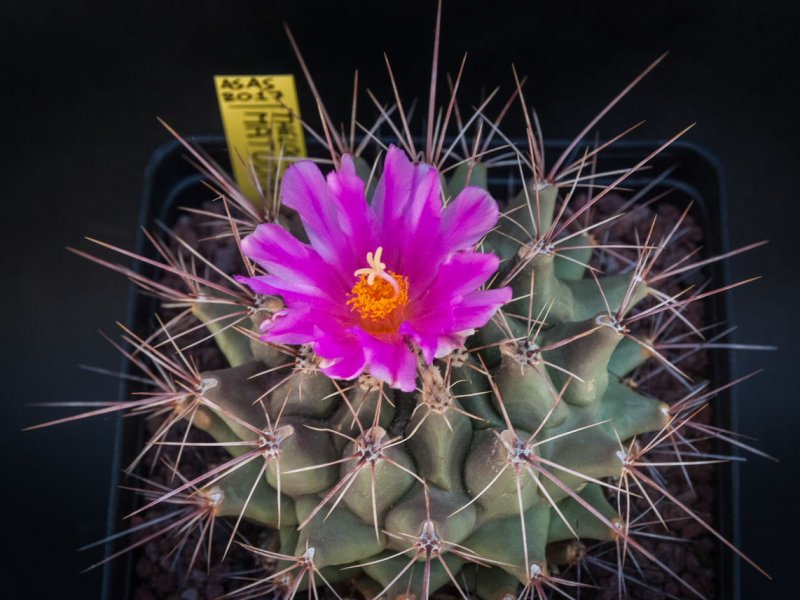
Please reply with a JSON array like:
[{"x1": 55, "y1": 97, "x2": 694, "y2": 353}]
[{"x1": 238, "y1": 146, "x2": 511, "y2": 392}]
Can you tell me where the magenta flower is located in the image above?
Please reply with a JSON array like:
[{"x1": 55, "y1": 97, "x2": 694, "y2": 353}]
[{"x1": 238, "y1": 146, "x2": 511, "y2": 392}]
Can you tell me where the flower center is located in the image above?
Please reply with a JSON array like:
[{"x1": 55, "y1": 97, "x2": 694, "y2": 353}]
[{"x1": 348, "y1": 247, "x2": 409, "y2": 334}]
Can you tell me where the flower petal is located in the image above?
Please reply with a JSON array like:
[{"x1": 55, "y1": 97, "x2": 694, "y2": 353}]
[
  {"x1": 450, "y1": 287, "x2": 513, "y2": 332},
  {"x1": 354, "y1": 330, "x2": 418, "y2": 392},
  {"x1": 314, "y1": 326, "x2": 367, "y2": 380},
  {"x1": 401, "y1": 321, "x2": 473, "y2": 363},
  {"x1": 407, "y1": 252, "x2": 502, "y2": 323},
  {"x1": 399, "y1": 322, "x2": 439, "y2": 364},
  {"x1": 325, "y1": 156, "x2": 371, "y2": 238},
  {"x1": 433, "y1": 331, "x2": 472, "y2": 359},
  {"x1": 240, "y1": 224, "x2": 350, "y2": 319},
  {"x1": 370, "y1": 146, "x2": 417, "y2": 230},
  {"x1": 234, "y1": 274, "x2": 276, "y2": 297},
  {"x1": 435, "y1": 252, "x2": 502, "y2": 298},
  {"x1": 324, "y1": 155, "x2": 377, "y2": 276},
  {"x1": 280, "y1": 161, "x2": 340, "y2": 244},
  {"x1": 281, "y1": 161, "x2": 357, "y2": 284},
  {"x1": 440, "y1": 186, "x2": 500, "y2": 252},
  {"x1": 371, "y1": 146, "x2": 443, "y2": 282},
  {"x1": 242, "y1": 224, "x2": 339, "y2": 296},
  {"x1": 260, "y1": 308, "x2": 316, "y2": 345}
]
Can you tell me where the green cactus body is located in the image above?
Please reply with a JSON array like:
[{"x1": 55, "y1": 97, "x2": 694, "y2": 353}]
[{"x1": 172, "y1": 168, "x2": 675, "y2": 598}]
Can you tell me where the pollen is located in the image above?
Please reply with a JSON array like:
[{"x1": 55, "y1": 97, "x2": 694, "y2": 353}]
[
  {"x1": 348, "y1": 248, "x2": 409, "y2": 333},
  {"x1": 347, "y1": 271, "x2": 410, "y2": 331}
]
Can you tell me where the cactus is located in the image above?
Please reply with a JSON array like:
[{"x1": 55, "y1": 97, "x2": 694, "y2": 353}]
[{"x1": 39, "y1": 7, "x2": 771, "y2": 600}]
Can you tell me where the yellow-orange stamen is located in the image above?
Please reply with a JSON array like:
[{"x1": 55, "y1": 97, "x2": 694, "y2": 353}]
[{"x1": 348, "y1": 248, "x2": 409, "y2": 334}]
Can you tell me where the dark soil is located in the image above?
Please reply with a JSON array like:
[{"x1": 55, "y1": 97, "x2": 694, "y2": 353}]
[{"x1": 121, "y1": 186, "x2": 720, "y2": 599}]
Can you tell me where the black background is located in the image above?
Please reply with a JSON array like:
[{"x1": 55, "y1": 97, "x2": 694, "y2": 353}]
[{"x1": 3, "y1": 1, "x2": 799, "y2": 598}]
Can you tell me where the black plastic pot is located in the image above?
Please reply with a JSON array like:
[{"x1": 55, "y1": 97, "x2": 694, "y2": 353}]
[{"x1": 101, "y1": 137, "x2": 739, "y2": 600}]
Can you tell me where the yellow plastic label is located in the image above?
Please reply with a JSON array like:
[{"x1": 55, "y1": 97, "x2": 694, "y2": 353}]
[{"x1": 214, "y1": 75, "x2": 307, "y2": 204}]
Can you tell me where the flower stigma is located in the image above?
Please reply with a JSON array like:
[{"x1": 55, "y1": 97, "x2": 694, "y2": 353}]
[{"x1": 353, "y1": 247, "x2": 399, "y2": 290}]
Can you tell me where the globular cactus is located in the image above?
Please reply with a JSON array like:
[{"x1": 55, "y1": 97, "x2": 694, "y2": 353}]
[{"x1": 46, "y1": 11, "x2": 769, "y2": 600}]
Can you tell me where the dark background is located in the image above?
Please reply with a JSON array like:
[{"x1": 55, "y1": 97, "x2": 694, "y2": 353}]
[{"x1": 3, "y1": 1, "x2": 798, "y2": 598}]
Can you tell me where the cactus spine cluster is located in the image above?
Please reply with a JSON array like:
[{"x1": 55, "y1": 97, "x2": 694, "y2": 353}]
[
  {"x1": 52, "y1": 10, "x2": 768, "y2": 598},
  {"x1": 120, "y1": 156, "x2": 685, "y2": 599}
]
